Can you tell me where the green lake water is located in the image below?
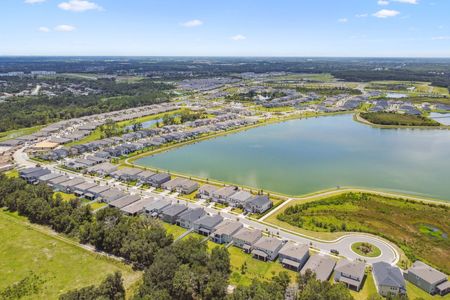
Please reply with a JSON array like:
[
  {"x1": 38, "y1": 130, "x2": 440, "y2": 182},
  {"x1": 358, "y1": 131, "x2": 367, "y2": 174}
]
[{"x1": 135, "y1": 114, "x2": 450, "y2": 200}]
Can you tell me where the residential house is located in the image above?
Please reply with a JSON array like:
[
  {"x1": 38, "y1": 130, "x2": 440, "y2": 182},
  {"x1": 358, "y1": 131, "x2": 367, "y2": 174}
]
[
  {"x1": 86, "y1": 163, "x2": 117, "y2": 177},
  {"x1": 232, "y1": 228, "x2": 262, "y2": 253},
  {"x1": 405, "y1": 261, "x2": 449, "y2": 296},
  {"x1": 98, "y1": 188, "x2": 126, "y2": 203},
  {"x1": 244, "y1": 195, "x2": 272, "y2": 214},
  {"x1": 212, "y1": 186, "x2": 239, "y2": 204},
  {"x1": 372, "y1": 262, "x2": 407, "y2": 297},
  {"x1": 159, "y1": 204, "x2": 188, "y2": 224},
  {"x1": 85, "y1": 185, "x2": 110, "y2": 200},
  {"x1": 148, "y1": 173, "x2": 171, "y2": 188},
  {"x1": 136, "y1": 170, "x2": 156, "y2": 184},
  {"x1": 73, "y1": 182, "x2": 97, "y2": 197},
  {"x1": 38, "y1": 173, "x2": 63, "y2": 184},
  {"x1": 48, "y1": 175, "x2": 72, "y2": 191},
  {"x1": 212, "y1": 220, "x2": 243, "y2": 244},
  {"x1": 145, "y1": 198, "x2": 172, "y2": 217},
  {"x1": 58, "y1": 178, "x2": 85, "y2": 193},
  {"x1": 121, "y1": 197, "x2": 155, "y2": 216},
  {"x1": 278, "y1": 242, "x2": 310, "y2": 271},
  {"x1": 228, "y1": 190, "x2": 253, "y2": 207},
  {"x1": 177, "y1": 208, "x2": 206, "y2": 229},
  {"x1": 251, "y1": 237, "x2": 284, "y2": 261},
  {"x1": 109, "y1": 194, "x2": 141, "y2": 209},
  {"x1": 111, "y1": 167, "x2": 143, "y2": 182},
  {"x1": 176, "y1": 179, "x2": 199, "y2": 195},
  {"x1": 301, "y1": 255, "x2": 336, "y2": 281},
  {"x1": 193, "y1": 214, "x2": 224, "y2": 236},
  {"x1": 162, "y1": 177, "x2": 186, "y2": 192},
  {"x1": 198, "y1": 184, "x2": 219, "y2": 200},
  {"x1": 334, "y1": 259, "x2": 366, "y2": 291},
  {"x1": 20, "y1": 167, "x2": 51, "y2": 184}
]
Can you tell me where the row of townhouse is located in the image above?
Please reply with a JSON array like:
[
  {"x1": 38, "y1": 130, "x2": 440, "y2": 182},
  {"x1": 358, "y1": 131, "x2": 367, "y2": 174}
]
[{"x1": 198, "y1": 184, "x2": 272, "y2": 214}]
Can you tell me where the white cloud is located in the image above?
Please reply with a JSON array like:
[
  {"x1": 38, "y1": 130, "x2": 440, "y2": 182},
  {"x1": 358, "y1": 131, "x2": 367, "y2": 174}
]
[
  {"x1": 54, "y1": 24, "x2": 76, "y2": 32},
  {"x1": 378, "y1": 0, "x2": 390, "y2": 5},
  {"x1": 231, "y1": 34, "x2": 246, "y2": 41},
  {"x1": 373, "y1": 9, "x2": 400, "y2": 18},
  {"x1": 38, "y1": 26, "x2": 50, "y2": 32},
  {"x1": 25, "y1": 0, "x2": 46, "y2": 3},
  {"x1": 181, "y1": 19, "x2": 203, "y2": 27},
  {"x1": 432, "y1": 36, "x2": 450, "y2": 40},
  {"x1": 393, "y1": 0, "x2": 418, "y2": 4},
  {"x1": 356, "y1": 13, "x2": 369, "y2": 18},
  {"x1": 338, "y1": 18, "x2": 348, "y2": 23},
  {"x1": 58, "y1": 0, "x2": 102, "y2": 12}
]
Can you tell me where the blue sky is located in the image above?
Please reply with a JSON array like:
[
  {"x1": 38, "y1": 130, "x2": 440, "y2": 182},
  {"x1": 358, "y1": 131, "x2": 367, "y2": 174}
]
[{"x1": 1, "y1": 0, "x2": 449, "y2": 57}]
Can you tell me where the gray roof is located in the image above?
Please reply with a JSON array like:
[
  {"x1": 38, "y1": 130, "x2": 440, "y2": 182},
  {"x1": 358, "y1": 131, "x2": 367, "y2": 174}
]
[
  {"x1": 59, "y1": 178, "x2": 85, "y2": 188},
  {"x1": 73, "y1": 182, "x2": 97, "y2": 191},
  {"x1": 49, "y1": 175, "x2": 72, "y2": 185},
  {"x1": 137, "y1": 170, "x2": 156, "y2": 179},
  {"x1": 87, "y1": 185, "x2": 110, "y2": 194},
  {"x1": 161, "y1": 204, "x2": 188, "y2": 217},
  {"x1": 193, "y1": 214, "x2": 223, "y2": 228},
  {"x1": 279, "y1": 242, "x2": 309, "y2": 260},
  {"x1": 145, "y1": 198, "x2": 171, "y2": 212},
  {"x1": 178, "y1": 208, "x2": 206, "y2": 222},
  {"x1": 214, "y1": 220, "x2": 243, "y2": 236},
  {"x1": 232, "y1": 228, "x2": 262, "y2": 244},
  {"x1": 121, "y1": 197, "x2": 155, "y2": 215},
  {"x1": 373, "y1": 262, "x2": 405, "y2": 289},
  {"x1": 99, "y1": 188, "x2": 126, "y2": 201},
  {"x1": 245, "y1": 195, "x2": 271, "y2": 207},
  {"x1": 151, "y1": 173, "x2": 171, "y2": 182},
  {"x1": 301, "y1": 255, "x2": 336, "y2": 281},
  {"x1": 199, "y1": 184, "x2": 219, "y2": 194},
  {"x1": 335, "y1": 259, "x2": 366, "y2": 279},
  {"x1": 162, "y1": 177, "x2": 186, "y2": 189},
  {"x1": 38, "y1": 173, "x2": 62, "y2": 182},
  {"x1": 213, "y1": 186, "x2": 238, "y2": 198},
  {"x1": 229, "y1": 190, "x2": 253, "y2": 203},
  {"x1": 253, "y1": 236, "x2": 283, "y2": 252},
  {"x1": 109, "y1": 194, "x2": 141, "y2": 209},
  {"x1": 407, "y1": 261, "x2": 447, "y2": 285}
]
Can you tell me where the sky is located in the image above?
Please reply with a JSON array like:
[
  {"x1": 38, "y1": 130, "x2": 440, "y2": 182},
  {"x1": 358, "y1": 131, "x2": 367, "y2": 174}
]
[{"x1": 1, "y1": 0, "x2": 449, "y2": 57}]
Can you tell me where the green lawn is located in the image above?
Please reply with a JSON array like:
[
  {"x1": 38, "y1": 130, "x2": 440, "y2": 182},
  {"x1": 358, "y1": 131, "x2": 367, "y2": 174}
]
[
  {"x1": 53, "y1": 192, "x2": 77, "y2": 202},
  {"x1": 4, "y1": 169, "x2": 19, "y2": 179},
  {"x1": 406, "y1": 281, "x2": 450, "y2": 300},
  {"x1": 348, "y1": 272, "x2": 378, "y2": 300},
  {"x1": 0, "y1": 210, "x2": 139, "y2": 300},
  {"x1": 360, "y1": 112, "x2": 440, "y2": 127},
  {"x1": 351, "y1": 242, "x2": 382, "y2": 258},
  {"x1": 163, "y1": 223, "x2": 187, "y2": 239},
  {"x1": 228, "y1": 246, "x2": 296, "y2": 286},
  {"x1": 88, "y1": 202, "x2": 107, "y2": 211}
]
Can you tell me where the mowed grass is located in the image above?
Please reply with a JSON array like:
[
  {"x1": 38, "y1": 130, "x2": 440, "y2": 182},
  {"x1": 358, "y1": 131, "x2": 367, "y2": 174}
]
[
  {"x1": 228, "y1": 246, "x2": 296, "y2": 286},
  {"x1": 276, "y1": 193, "x2": 450, "y2": 274},
  {"x1": 351, "y1": 242, "x2": 382, "y2": 258},
  {"x1": 0, "y1": 210, "x2": 139, "y2": 300},
  {"x1": 163, "y1": 223, "x2": 187, "y2": 239},
  {"x1": 349, "y1": 272, "x2": 378, "y2": 300},
  {"x1": 53, "y1": 192, "x2": 77, "y2": 202}
]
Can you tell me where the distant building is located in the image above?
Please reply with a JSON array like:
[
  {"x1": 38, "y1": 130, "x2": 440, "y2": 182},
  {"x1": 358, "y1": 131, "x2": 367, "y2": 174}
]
[{"x1": 405, "y1": 261, "x2": 449, "y2": 296}]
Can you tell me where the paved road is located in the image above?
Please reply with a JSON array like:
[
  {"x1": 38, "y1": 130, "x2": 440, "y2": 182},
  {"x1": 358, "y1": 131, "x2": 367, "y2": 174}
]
[{"x1": 14, "y1": 146, "x2": 399, "y2": 266}]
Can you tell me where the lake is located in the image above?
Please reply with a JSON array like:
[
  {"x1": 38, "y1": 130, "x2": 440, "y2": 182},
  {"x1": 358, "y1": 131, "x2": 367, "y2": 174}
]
[
  {"x1": 125, "y1": 118, "x2": 162, "y2": 130},
  {"x1": 135, "y1": 114, "x2": 450, "y2": 200}
]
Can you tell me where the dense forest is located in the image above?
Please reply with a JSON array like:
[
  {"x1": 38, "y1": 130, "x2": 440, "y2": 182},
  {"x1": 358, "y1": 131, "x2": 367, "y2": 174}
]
[
  {"x1": 0, "y1": 175, "x2": 356, "y2": 299},
  {"x1": 0, "y1": 79, "x2": 173, "y2": 132}
]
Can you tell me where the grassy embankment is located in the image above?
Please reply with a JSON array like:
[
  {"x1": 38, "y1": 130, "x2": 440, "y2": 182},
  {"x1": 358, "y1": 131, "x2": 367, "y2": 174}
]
[
  {"x1": 275, "y1": 192, "x2": 450, "y2": 274},
  {"x1": 0, "y1": 125, "x2": 43, "y2": 142},
  {"x1": 0, "y1": 210, "x2": 140, "y2": 300},
  {"x1": 360, "y1": 112, "x2": 440, "y2": 127}
]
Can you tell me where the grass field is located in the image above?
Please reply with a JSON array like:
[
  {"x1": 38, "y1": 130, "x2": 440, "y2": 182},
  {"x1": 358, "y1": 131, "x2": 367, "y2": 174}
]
[
  {"x1": 0, "y1": 210, "x2": 139, "y2": 300},
  {"x1": 349, "y1": 272, "x2": 378, "y2": 300},
  {"x1": 276, "y1": 193, "x2": 450, "y2": 274},
  {"x1": 53, "y1": 192, "x2": 77, "y2": 202},
  {"x1": 351, "y1": 242, "x2": 381, "y2": 258},
  {"x1": 360, "y1": 112, "x2": 440, "y2": 126},
  {"x1": 228, "y1": 246, "x2": 296, "y2": 286},
  {"x1": 163, "y1": 223, "x2": 187, "y2": 239}
]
